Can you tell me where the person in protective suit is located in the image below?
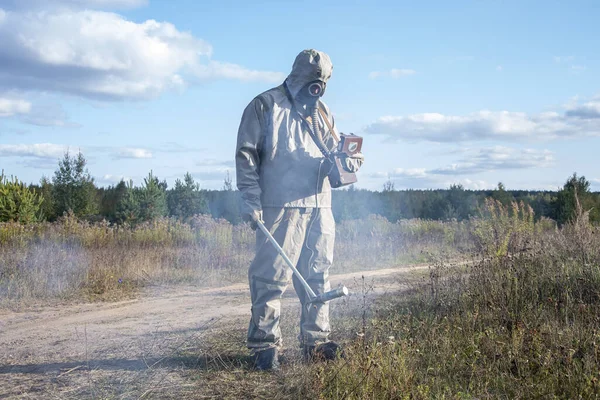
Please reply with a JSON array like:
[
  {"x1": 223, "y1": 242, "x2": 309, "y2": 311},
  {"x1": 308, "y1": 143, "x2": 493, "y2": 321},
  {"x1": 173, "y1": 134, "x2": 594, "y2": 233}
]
[{"x1": 235, "y1": 49, "x2": 364, "y2": 371}]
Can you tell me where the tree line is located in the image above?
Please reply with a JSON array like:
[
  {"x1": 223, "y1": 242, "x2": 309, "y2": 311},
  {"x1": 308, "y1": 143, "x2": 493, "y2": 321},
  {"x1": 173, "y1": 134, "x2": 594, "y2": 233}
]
[{"x1": 1, "y1": 151, "x2": 599, "y2": 226}]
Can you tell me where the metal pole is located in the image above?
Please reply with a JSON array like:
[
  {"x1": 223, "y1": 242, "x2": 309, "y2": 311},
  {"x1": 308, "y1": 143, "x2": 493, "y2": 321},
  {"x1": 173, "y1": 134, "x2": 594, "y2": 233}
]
[{"x1": 256, "y1": 219, "x2": 318, "y2": 301}]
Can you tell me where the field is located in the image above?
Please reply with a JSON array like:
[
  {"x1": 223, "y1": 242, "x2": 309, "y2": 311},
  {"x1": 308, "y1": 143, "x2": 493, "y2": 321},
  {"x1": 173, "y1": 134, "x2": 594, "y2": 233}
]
[{"x1": 1, "y1": 200, "x2": 599, "y2": 399}]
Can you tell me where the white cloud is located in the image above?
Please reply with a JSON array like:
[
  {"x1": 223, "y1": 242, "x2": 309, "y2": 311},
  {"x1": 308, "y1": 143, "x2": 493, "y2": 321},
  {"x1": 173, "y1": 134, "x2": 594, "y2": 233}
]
[
  {"x1": 191, "y1": 169, "x2": 233, "y2": 182},
  {"x1": 368, "y1": 171, "x2": 389, "y2": 179},
  {"x1": 388, "y1": 168, "x2": 428, "y2": 179},
  {"x1": 158, "y1": 142, "x2": 204, "y2": 153},
  {"x1": 430, "y1": 147, "x2": 554, "y2": 175},
  {"x1": 0, "y1": 143, "x2": 155, "y2": 162},
  {"x1": 0, "y1": 8, "x2": 284, "y2": 101},
  {"x1": 0, "y1": 97, "x2": 81, "y2": 127},
  {"x1": 0, "y1": 97, "x2": 31, "y2": 117},
  {"x1": 566, "y1": 101, "x2": 600, "y2": 119},
  {"x1": 19, "y1": 102, "x2": 80, "y2": 127},
  {"x1": 114, "y1": 147, "x2": 153, "y2": 159},
  {"x1": 368, "y1": 168, "x2": 439, "y2": 190},
  {"x1": 553, "y1": 56, "x2": 586, "y2": 74},
  {"x1": 94, "y1": 143, "x2": 204, "y2": 159},
  {"x1": 371, "y1": 146, "x2": 553, "y2": 190},
  {"x1": 496, "y1": 65, "x2": 503, "y2": 71},
  {"x1": 1, "y1": 0, "x2": 148, "y2": 10},
  {"x1": 370, "y1": 171, "x2": 493, "y2": 191},
  {"x1": 0, "y1": 143, "x2": 68, "y2": 158},
  {"x1": 390, "y1": 69, "x2": 416, "y2": 78},
  {"x1": 196, "y1": 159, "x2": 235, "y2": 167},
  {"x1": 181, "y1": 164, "x2": 235, "y2": 183},
  {"x1": 554, "y1": 55, "x2": 575, "y2": 64},
  {"x1": 369, "y1": 69, "x2": 416, "y2": 79},
  {"x1": 58, "y1": 0, "x2": 147, "y2": 8},
  {"x1": 0, "y1": 143, "x2": 206, "y2": 166},
  {"x1": 453, "y1": 179, "x2": 491, "y2": 190},
  {"x1": 0, "y1": 126, "x2": 29, "y2": 135},
  {"x1": 365, "y1": 101, "x2": 600, "y2": 143},
  {"x1": 18, "y1": 158, "x2": 59, "y2": 170},
  {"x1": 570, "y1": 65, "x2": 587, "y2": 73},
  {"x1": 193, "y1": 61, "x2": 285, "y2": 83},
  {"x1": 99, "y1": 174, "x2": 132, "y2": 185}
]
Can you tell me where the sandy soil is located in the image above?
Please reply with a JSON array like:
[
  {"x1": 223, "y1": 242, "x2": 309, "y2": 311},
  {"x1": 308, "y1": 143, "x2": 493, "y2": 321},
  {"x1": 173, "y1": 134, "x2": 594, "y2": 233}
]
[{"x1": 0, "y1": 264, "x2": 429, "y2": 399}]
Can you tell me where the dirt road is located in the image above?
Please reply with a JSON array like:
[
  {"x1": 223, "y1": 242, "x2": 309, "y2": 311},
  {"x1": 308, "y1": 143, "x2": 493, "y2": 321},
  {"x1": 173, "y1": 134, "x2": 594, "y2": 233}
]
[{"x1": 0, "y1": 264, "x2": 429, "y2": 399}]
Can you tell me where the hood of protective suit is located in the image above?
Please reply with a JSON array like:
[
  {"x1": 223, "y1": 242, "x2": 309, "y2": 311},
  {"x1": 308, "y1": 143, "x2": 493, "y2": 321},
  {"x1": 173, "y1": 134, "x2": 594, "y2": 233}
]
[
  {"x1": 236, "y1": 49, "x2": 340, "y2": 213},
  {"x1": 285, "y1": 49, "x2": 333, "y2": 99}
]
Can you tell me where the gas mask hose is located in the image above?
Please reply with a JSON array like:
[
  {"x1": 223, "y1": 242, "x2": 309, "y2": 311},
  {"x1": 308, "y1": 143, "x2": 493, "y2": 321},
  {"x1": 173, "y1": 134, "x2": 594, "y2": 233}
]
[{"x1": 311, "y1": 106, "x2": 330, "y2": 153}]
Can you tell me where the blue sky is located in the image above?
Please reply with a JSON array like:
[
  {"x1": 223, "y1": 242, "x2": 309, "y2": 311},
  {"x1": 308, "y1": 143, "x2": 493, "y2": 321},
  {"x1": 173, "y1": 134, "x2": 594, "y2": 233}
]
[{"x1": 1, "y1": 0, "x2": 599, "y2": 191}]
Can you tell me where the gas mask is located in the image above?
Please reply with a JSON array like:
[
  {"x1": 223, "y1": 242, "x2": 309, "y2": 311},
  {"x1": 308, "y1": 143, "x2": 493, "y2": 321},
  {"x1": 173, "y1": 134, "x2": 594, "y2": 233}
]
[{"x1": 295, "y1": 80, "x2": 326, "y2": 109}]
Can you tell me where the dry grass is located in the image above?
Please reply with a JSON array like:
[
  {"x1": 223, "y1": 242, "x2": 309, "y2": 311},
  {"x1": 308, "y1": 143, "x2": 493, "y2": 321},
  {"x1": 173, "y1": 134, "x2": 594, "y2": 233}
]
[
  {"x1": 7, "y1": 200, "x2": 598, "y2": 398},
  {"x1": 312, "y1": 200, "x2": 600, "y2": 399},
  {"x1": 0, "y1": 214, "x2": 254, "y2": 306},
  {"x1": 17, "y1": 206, "x2": 597, "y2": 397},
  {"x1": 0, "y1": 213, "x2": 472, "y2": 307}
]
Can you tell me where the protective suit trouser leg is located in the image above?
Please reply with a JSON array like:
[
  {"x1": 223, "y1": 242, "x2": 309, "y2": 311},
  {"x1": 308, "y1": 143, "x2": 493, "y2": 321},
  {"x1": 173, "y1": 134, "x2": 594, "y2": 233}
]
[
  {"x1": 247, "y1": 208, "x2": 309, "y2": 350},
  {"x1": 247, "y1": 207, "x2": 335, "y2": 350},
  {"x1": 293, "y1": 208, "x2": 335, "y2": 346}
]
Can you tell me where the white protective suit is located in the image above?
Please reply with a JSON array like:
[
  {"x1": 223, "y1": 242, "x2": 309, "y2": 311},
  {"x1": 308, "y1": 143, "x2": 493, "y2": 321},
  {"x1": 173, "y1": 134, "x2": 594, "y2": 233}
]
[{"x1": 235, "y1": 49, "x2": 360, "y2": 350}]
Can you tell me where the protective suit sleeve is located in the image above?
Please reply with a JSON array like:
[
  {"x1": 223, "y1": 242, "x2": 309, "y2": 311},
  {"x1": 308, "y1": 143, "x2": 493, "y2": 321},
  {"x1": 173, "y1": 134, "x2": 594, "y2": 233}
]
[{"x1": 236, "y1": 98, "x2": 266, "y2": 216}]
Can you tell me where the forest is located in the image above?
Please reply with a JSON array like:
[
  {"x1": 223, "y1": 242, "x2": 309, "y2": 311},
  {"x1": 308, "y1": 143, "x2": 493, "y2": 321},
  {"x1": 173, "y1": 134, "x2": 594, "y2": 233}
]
[{"x1": 2, "y1": 150, "x2": 600, "y2": 227}]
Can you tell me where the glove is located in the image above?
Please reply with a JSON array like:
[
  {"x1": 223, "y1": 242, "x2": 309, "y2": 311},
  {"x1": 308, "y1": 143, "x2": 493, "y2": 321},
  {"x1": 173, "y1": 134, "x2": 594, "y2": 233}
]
[
  {"x1": 242, "y1": 209, "x2": 263, "y2": 231},
  {"x1": 342, "y1": 152, "x2": 364, "y2": 173}
]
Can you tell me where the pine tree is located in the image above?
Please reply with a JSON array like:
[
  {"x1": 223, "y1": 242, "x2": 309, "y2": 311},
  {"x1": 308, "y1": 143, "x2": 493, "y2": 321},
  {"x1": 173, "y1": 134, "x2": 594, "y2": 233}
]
[
  {"x1": 38, "y1": 176, "x2": 56, "y2": 220},
  {"x1": 491, "y1": 182, "x2": 513, "y2": 205},
  {"x1": 220, "y1": 170, "x2": 240, "y2": 223},
  {"x1": 137, "y1": 171, "x2": 167, "y2": 221},
  {"x1": 0, "y1": 171, "x2": 44, "y2": 223},
  {"x1": 553, "y1": 173, "x2": 598, "y2": 224},
  {"x1": 382, "y1": 179, "x2": 395, "y2": 192},
  {"x1": 223, "y1": 170, "x2": 234, "y2": 191},
  {"x1": 167, "y1": 172, "x2": 209, "y2": 220},
  {"x1": 100, "y1": 180, "x2": 128, "y2": 222},
  {"x1": 116, "y1": 180, "x2": 140, "y2": 223},
  {"x1": 52, "y1": 151, "x2": 98, "y2": 218}
]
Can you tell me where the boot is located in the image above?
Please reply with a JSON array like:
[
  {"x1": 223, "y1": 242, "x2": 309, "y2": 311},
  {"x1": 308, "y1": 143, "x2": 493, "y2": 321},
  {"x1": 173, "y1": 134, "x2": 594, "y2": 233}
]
[
  {"x1": 304, "y1": 341, "x2": 344, "y2": 362},
  {"x1": 253, "y1": 347, "x2": 279, "y2": 371}
]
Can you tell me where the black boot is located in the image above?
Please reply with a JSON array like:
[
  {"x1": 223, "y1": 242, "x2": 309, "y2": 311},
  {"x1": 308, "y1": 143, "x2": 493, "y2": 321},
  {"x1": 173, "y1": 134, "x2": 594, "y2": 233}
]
[
  {"x1": 253, "y1": 347, "x2": 280, "y2": 371},
  {"x1": 304, "y1": 341, "x2": 344, "y2": 362}
]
